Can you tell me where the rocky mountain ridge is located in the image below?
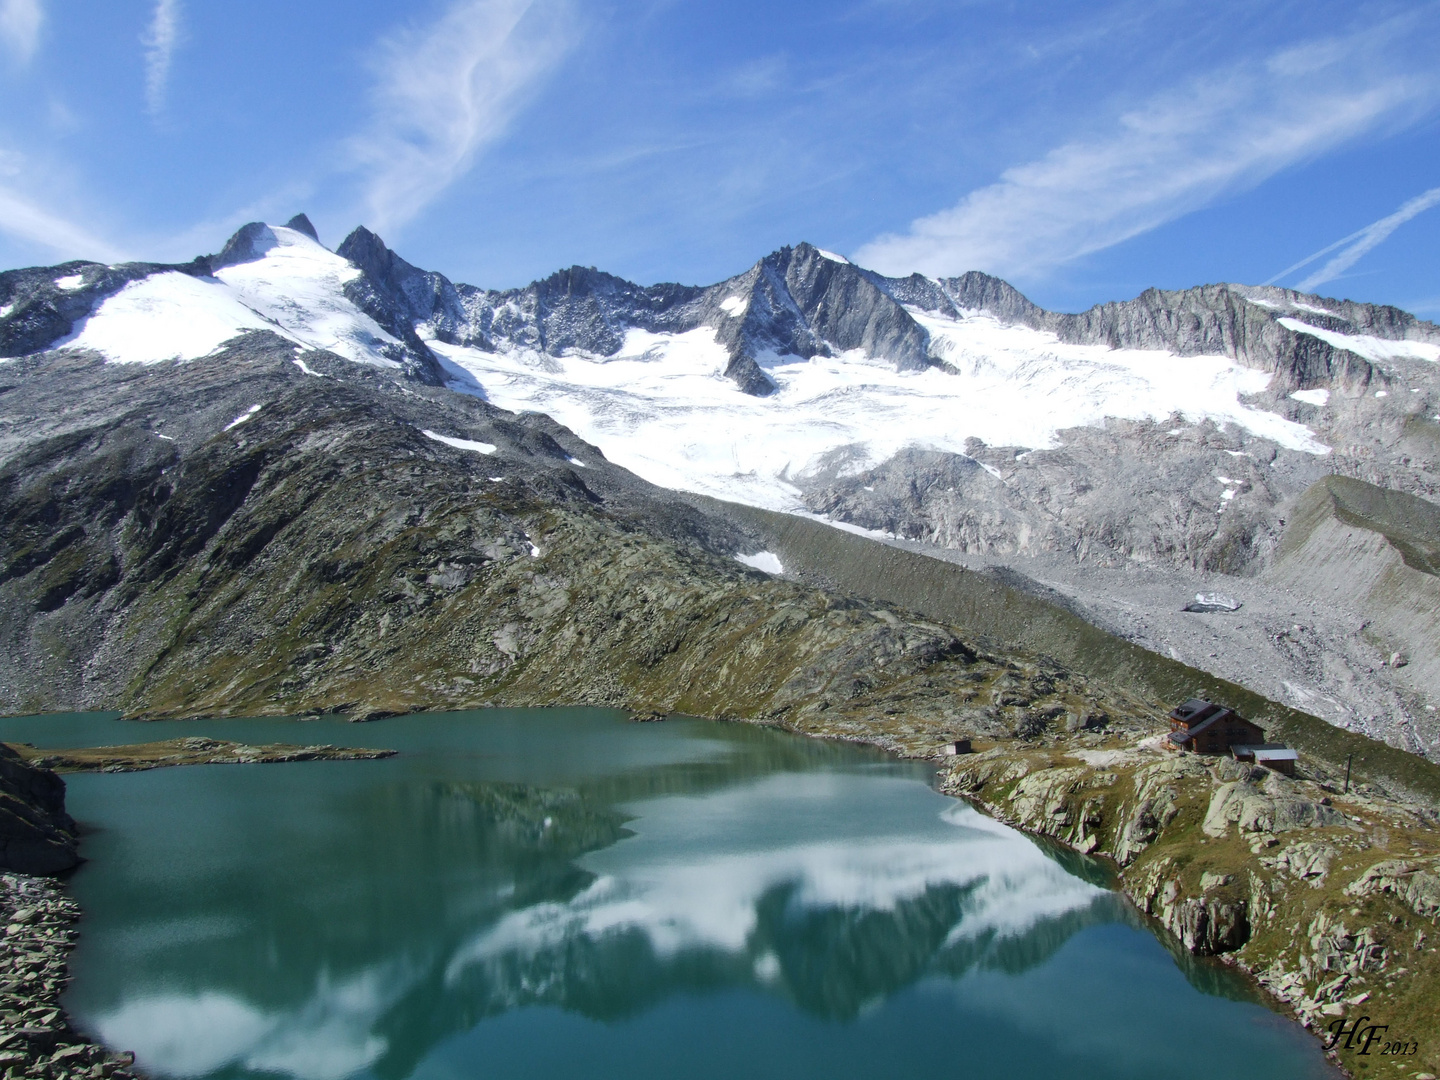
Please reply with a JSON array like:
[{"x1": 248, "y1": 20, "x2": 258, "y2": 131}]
[{"x1": 7, "y1": 220, "x2": 1436, "y2": 400}]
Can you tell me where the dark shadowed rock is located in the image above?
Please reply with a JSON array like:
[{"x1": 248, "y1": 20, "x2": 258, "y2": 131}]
[
  {"x1": 0, "y1": 745, "x2": 77, "y2": 875},
  {"x1": 211, "y1": 221, "x2": 278, "y2": 271},
  {"x1": 332, "y1": 225, "x2": 453, "y2": 385}
]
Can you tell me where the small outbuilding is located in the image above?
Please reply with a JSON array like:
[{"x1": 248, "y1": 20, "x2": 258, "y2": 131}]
[
  {"x1": 942, "y1": 739, "x2": 973, "y2": 756},
  {"x1": 1166, "y1": 698, "x2": 1266, "y2": 755},
  {"x1": 1232, "y1": 743, "x2": 1299, "y2": 776}
]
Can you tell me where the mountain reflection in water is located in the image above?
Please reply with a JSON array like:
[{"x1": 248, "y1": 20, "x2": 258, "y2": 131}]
[{"x1": 20, "y1": 709, "x2": 1328, "y2": 1080}]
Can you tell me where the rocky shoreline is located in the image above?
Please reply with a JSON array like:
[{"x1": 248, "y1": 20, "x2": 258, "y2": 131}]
[
  {"x1": 0, "y1": 744, "x2": 134, "y2": 1080},
  {"x1": 839, "y1": 724, "x2": 1439, "y2": 1079},
  {"x1": 0, "y1": 736, "x2": 398, "y2": 1079},
  {"x1": 0, "y1": 873, "x2": 137, "y2": 1080}
]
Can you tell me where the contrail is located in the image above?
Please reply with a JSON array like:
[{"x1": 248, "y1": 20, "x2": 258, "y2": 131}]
[{"x1": 1266, "y1": 185, "x2": 1440, "y2": 291}]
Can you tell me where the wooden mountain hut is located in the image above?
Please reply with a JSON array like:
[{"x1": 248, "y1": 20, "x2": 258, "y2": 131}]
[{"x1": 1166, "y1": 698, "x2": 1265, "y2": 756}]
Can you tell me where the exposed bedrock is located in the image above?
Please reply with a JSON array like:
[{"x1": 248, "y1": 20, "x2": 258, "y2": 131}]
[
  {"x1": 0, "y1": 745, "x2": 77, "y2": 875},
  {"x1": 937, "y1": 736, "x2": 1440, "y2": 1076},
  {"x1": 800, "y1": 421, "x2": 1319, "y2": 574}
]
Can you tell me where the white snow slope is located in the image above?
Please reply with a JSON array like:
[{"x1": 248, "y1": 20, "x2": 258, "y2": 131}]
[
  {"x1": 52, "y1": 231, "x2": 1339, "y2": 516},
  {"x1": 432, "y1": 309, "x2": 1328, "y2": 512},
  {"x1": 1277, "y1": 317, "x2": 1440, "y2": 365},
  {"x1": 59, "y1": 227, "x2": 402, "y2": 368}
]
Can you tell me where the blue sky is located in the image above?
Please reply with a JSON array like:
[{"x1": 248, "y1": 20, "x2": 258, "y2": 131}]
[{"x1": 1, "y1": 0, "x2": 1439, "y2": 314}]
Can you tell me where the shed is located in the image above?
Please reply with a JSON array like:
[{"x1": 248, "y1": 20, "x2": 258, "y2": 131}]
[
  {"x1": 1232, "y1": 743, "x2": 1299, "y2": 776},
  {"x1": 943, "y1": 739, "x2": 972, "y2": 756},
  {"x1": 1166, "y1": 698, "x2": 1265, "y2": 756}
]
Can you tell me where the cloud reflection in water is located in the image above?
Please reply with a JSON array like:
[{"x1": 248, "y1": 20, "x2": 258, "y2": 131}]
[{"x1": 86, "y1": 767, "x2": 1111, "y2": 1080}]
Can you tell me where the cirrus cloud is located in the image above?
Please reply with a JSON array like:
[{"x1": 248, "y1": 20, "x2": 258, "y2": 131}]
[
  {"x1": 348, "y1": 0, "x2": 577, "y2": 235},
  {"x1": 0, "y1": 0, "x2": 42, "y2": 65},
  {"x1": 142, "y1": 0, "x2": 183, "y2": 115},
  {"x1": 855, "y1": 19, "x2": 1440, "y2": 281},
  {"x1": 0, "y1": 183, "x2": 126, "y2": 263}
]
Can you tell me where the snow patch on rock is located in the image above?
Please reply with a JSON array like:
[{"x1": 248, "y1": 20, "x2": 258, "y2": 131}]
[
  {"x1": 224, "y1": 404, "x2": 262, "y2": 431},
  {"x1": 422, "y1": 429, "x2": 497, "y2": 455},
  {"x1": 735, "y1": 551, "x2": 784, "y2": 574},
  {"x1": 1279, "y1": 318, "x2": 1440, "y2": 364},
  {"x1": 1290, "y1": 388, "x2": 1330, "y2": 407}
]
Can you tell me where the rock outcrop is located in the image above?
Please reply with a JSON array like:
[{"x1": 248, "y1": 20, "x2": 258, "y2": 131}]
[
  {"x1": 935, "y1": 734, "x2": 1440, "y2": 1077},
  {"x1": 0, "y1": 746, "x2": 76, "y2": 875},
  {"x1": 0, "y1": 753, "x2": 138, "y2": 1080},
  {"x1": 1344, "y1": 857, "x2": 1440, "y2": 919}
]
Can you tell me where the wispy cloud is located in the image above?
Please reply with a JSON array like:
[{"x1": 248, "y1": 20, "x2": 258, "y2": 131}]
[
  {"x1": 1265, "y1": 187, "x2": 1440, "y2": 293},
  {"x1": 350, "y1": 0, "x2": 576, "y2": 234},
  {"x1": 142, "y1": 0, "x2": 182, "y2": 115},
  {"x1": 855, "y1": 20, "x2": 1440, "y2": 280},
  {"x1": 0, "y1": 0, "x2": 42, "y2": 65},
  {"x1": 0, "y1": 185, "x2": 126, "y2": 263}
]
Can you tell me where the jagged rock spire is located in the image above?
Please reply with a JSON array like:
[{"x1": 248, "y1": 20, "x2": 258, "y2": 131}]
[{"x1": 284, "y1": 213, "x2": 320, "y2": 243}]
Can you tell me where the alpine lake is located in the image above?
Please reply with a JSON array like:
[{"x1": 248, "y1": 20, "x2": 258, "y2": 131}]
[{"x1": 0, "y1": 708, "x2": 1338, "y2": 1080}]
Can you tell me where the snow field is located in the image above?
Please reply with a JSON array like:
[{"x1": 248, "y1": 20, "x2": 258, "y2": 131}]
[
  {"x1": 433, "y1": 307, "x2": 1329, "y2": 512},
  {"x1": 61, "y1": 272, "x2": 287, "y2": 365},
  {"x1": 421, "y1": 430, "x2": 498, "y2": 455},
  {"x1": 57, "y1": 227, "x2": 402, "y2": 369},
  {"x1": 214, "y1": 228, "x2": 402, "y2": 367},
  {"x1": 1278, "y1": 317, "x2": 1440, "y2": 364}
]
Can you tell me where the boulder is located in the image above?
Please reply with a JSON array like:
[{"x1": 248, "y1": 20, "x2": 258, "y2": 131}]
[
  {"x1": 1344, "y1": 858, "x2": 1440, "y2": 921},
  {"x1": 1202, "y1": 774, "x2": 1347, "y2": 838}
]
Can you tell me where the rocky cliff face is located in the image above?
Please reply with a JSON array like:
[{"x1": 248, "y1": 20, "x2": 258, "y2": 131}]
[{"x1": 445, "y1": 242, "x2": 938, "y2": 395}]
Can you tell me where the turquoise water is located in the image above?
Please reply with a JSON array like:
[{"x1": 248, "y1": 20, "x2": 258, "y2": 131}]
[{"x1": 0, "y1": 709, "x2": 1334, "y2": 1080}]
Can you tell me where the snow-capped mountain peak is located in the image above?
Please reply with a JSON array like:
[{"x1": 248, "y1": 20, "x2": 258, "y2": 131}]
[{"x1": 3, "y1": 218, "x2": 1439, "y2": 524}]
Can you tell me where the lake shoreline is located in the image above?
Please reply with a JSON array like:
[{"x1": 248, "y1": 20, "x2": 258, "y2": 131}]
[
  {"x1": 763, "y1": 714, "x2": 1438, "y2": 1080},
  {"x1": 6, "y1": 710, "x2": 1436, "y2": 1079},
  {"x1": 0, "y1": 873, "x2": 140, "y2": 1079},
  {"x1": 0, "y1": 737, "x2": 396, "y2": 1079}
]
